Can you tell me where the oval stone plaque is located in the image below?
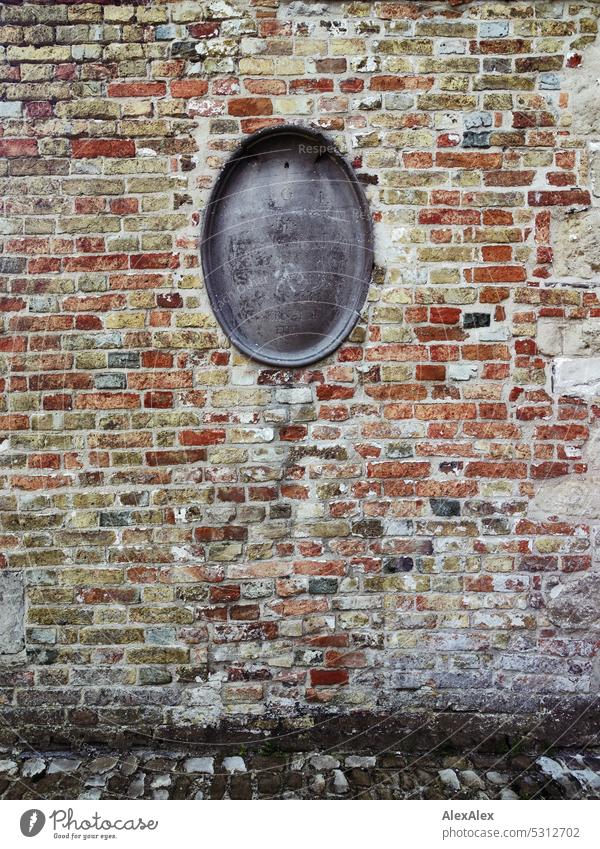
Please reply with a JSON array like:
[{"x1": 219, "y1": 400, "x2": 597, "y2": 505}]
[{"x1": 200, "y1": 125, "x2": 373, "y2": 367}]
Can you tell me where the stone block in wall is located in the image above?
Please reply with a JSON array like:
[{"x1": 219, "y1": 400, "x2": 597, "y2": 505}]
[
  {"x1": 530, "y1": 427, "x2": 600, "y2": 520},
  {"x1": 537, "y1": 317, "x2": 600, "y2": 357},
  {"x1": 531, "y1": 476, "x2": 600, "y2": 520},
  {"x1": 553, "y1": 357, "x2": 600, "y2": 399},
  {"x1": 544, "y1": 575, "x2": 600, "y2": 628},
  {"x1": 0, "y1": 572, "x2": 24, "y2": 657},
  {"x1": 565, "y1": 38, "x2": 600, "y2": 137},
  {"x1": 552, "y1": 209, "x2": 600, "y2": 281}
]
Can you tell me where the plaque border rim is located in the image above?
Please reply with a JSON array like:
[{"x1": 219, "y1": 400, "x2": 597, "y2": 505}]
[{"x1": 200, "y1": 123, "x2": 374, "y2": 368}]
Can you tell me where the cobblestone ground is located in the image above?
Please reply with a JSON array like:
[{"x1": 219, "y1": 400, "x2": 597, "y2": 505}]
[{"x1": 1, "y1": 748, "x2": 599, "y2": 800}]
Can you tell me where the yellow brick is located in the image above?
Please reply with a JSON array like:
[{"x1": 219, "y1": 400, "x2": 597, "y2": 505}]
[
  {"x1": 175, "y1": 313, "x2": 217, "y2": 328},
  {"x1": 106, "y1": 313, "x2": 145, "y2": 329},
  {"x1": 274, "y1": 58, "x2": 305, "y2": 75},
  {"x1": 331, "y1": 38, "x2": 367, "y2": 55},
  {"x1": 7, "y1": 46, "x2": 71, "y2": 62},
  {"x1": 239, "y1": 57, "x2": 275, "y2": 75}
]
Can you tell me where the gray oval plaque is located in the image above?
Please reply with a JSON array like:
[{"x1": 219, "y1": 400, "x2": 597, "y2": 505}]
[{"x1": 200, "y1": 125, "x2": 373, "y2": 367}]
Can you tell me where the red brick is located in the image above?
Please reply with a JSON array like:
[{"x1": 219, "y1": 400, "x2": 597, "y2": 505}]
[
  {"x1": 281, "y1": 484, "x2": 309, "y2": 499},
  {"x1": 28, "y1": 453, "x2": 60, "y2": 470},
  {"x1": 367, "y1": 384, "x2": 426, "y2": 401},
  {"x1": 430, "y1": 307, "x2": 461, "y2": 324},
  {"x1": 0, "y1": 414, "x2": 29, "y2": 430},
  {"x1": 419, "y1": 209, "x2": 480, "y2": 225},
  {"x1": 28, "y1": 257, "x2": 61, "y2": 274},
  {"x1": 463, "y1": 344, "x2": 510, "y2": 360},
  {"x1": 244, "y1": 79, "x2": 286, "y2": 95},
  {"x1": 63, "y1": 294, "x2": 126, "y2": 312},
  {"x1": 482, "y1": 246, "x2": 512, "y2": 262},
  {"x1": 170, "y1": 80, "x2": 209, "y2": 98},
  {"x1": 531, "y1": 462, "x2": 569, "y2": 479},
  {"x1": 43, "y1": 394, "x2": 72, "y2": 411},
  {"x1": 479, "y1": 403, "x2": 507, "y2": 419},
  {"x1": 74, "y1": 392, "x2": 140, "y2": 410},
  {"x1": 146, "y1": 449, "x2": 207, "y2": 466},
  {"x1": 478, "y1": 38, "x2": 531, "y2": 54},
  {"x1": 141, "y1": 351, "x2": 173, "y2": 369},
  {"x1": 130, "y1": 253, "x2": 179, "y2": 270},
  {"x1": 528, "y1": 189, "x2": 591, "y2": 207},
  {"x1": 29, "y1": 373, "x2": 90, "y2": 391},
  {"x1": 259, "y1": 19, "x2": 292, "y2": 37},
  {"x1": 279, "y1": 425, "x2": 308, "y2": 441},
  {"x1": 154, "y1": 292, "x2": 182, "y2": 309},
  {"x1": 436, "y1": 151, "x2": 502, "y2": 169},
  {"x1": 108, "y1": 81, "x2": 166, "y2": 97},
  {"x1": 0, "y1": 139, "x2": 38, "y2": 158},
  {"x1": 11, "y1": 474, "x2": 72, "y2": 491},
  {"x1": 180, "y1": 429, "x2": 226, "y2": 446},
  {"x1": 415, "y1": 326, "x2": 467, "y2": 343},
  {"x1": 536, "y1": 425, "x2": 588, "y2": 440},
  {"x1": 310, "y1": 669, "x2": 349, "y2": 686},
  {"x1": 81, "y1": 589, "x2": 138, "y2": 604},
  {"x1": 230, "y1": 604, "x2": 260, "y2": 621},
  {"x1": 0, "y1": 297, "x2": 26, "y2": 312},
  {"x1": 370, "y1": 75, "x2": 433, "y2": 90},
  {"x1": 416, "y1": 364, "x2": 446, "y2": 381},
  {"x1": 188, "y1": 22, "x2": 220, "y2": 38},
  {"x1": 240, "y1": 118, "x2": 284, "y2": 134},
  {"x1": 404, "y1": 152, "x2": 433, "y2": 168},
  {"x1": 75, "y1": 315, "x2": 102, "y2": 330},
  {"x1": 228, "y1": 97, "x2": 273, "y2": 116},
  {"x1": 415, "y1": 403, "x2": 477, "y2": 420},
  {"x1": 316, "y1": 385, "x2": 354, "y2": 401},
  {"x1": 465, "y1": 462, "x2": 527, "y2": 479},
  {"x1": 110, "y1": 198, "x2": 138, "y2": 215},
  {"x1": 562, "y1": 555, "x2": 591, "y2": 573},
  {"x1": 144, "y1": 391, "x2": 173, "y2": 408},
  {"x1": 64, "y1": 255, "x2": 128, "y2": 272},
  {"x1": 340, "y1": 78, "x2": 364, "y2": 93},
  {"x1": 72, "y1": 139, "x2": 135, "y2": 158},
  {"x1": 210, "y1": 585, "x2": 241, "y2": 603},
  {"x1": 290, "y1": 78, "x2": 333, "y2": 93}
]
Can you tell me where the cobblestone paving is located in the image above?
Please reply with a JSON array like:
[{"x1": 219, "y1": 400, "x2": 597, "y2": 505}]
[{"x1": 1, "y1": 748, "x2": 599, "y2": 800}]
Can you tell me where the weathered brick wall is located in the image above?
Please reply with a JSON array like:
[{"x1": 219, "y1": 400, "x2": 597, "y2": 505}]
[{"x1": 2, "y1": 0, "x2": 600, "y2": 745}]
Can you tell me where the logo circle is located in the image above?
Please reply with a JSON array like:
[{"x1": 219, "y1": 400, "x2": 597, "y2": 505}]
[{"x1": 20, "y1": 810, "x2": 46, "y2": 837}]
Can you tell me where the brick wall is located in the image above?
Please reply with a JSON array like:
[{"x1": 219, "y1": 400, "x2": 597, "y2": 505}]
[{"x1": 2, "y1": 0, "x2": 600, "y2": 744}]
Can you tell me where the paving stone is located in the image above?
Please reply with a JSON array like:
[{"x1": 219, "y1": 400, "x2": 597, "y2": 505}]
[
  {"x1": 47, "y1": 758, "x2": 82, "y2": 775},
  {"x1": 222, "y1": 756, "x2": 246, "y2": 774},
  {"x1": 310, "y1": 755, "x2": 339, "y2": 771},
  {"x1": 126, "y1": 774, "x2": 145, "y2": 799},
  {"x1": 88, "y1": 756, "x2": 118, "y2": 774},
  {"x1": 486, "y1": 771, "x2": 509, "y2": 786},
  {"x1": 21, "y1": 758, "x2": 46, "y2": 778},
  {"x1": 184, "y1": 757, "x2": 214, "y2": 774},
  {"x1": 460, "y1": 770, "x2": 484, "y2": 789},
  {"x1": 333, "y1": 769, "x2": 349, "y2": 794},
  {"x1": 438, "y1": 769, "x2": 461, "y2": 791},
  {"x1": 0, "y1": 747, "x2": 596, "y2": 799},
  {"x1": 0, "y1": 760, "x2": 18, "y2": 775}
]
